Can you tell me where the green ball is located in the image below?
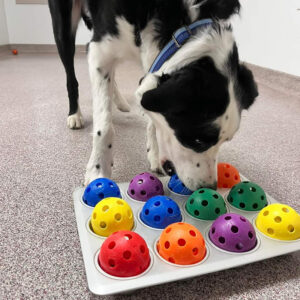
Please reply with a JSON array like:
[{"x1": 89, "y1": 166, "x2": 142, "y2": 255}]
[
  {"x1": 186, "y1": 188, "x2": 227, "y2": 220},
  {"x1": 227, "y1": 181, "x2": 267, "y2": 211}
]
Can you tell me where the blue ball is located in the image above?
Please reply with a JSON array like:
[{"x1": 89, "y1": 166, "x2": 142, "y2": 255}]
[
  {"x1": 83, "y1": 178, "x2": 121, "y2": 207},
  {"x1": 168, "y1": 174, "x2": 193, "y2": 195},
  {"x1": 140, "y1": 195, "x2": 182, "y2": 229}
]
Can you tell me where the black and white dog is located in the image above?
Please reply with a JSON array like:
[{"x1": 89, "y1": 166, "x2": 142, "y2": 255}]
[{"x1": 48, "y1": 0, "x2": 258, "y2": 190}]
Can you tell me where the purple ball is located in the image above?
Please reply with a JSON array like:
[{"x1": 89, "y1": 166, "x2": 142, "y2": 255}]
[
  {"x1": 127, "y1": 172, "x2": 164, "y2": 202},
  {"x1": 209, "y1": 213, "x2": 257, "y2": 253}
]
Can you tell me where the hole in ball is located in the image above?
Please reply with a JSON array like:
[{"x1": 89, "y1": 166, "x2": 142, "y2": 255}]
[
  {"x1": 274, "y1": 216, "x2": 282, "y2": 223},
  {"x1": 100, "y1": 222, "x2": 106, "y2": 228},
  {"x1": 267, "y1": 228, "x2": 274, "y2": 235},
  {"x1": 192, "y1": 248, "x2": 198, "y2": 255},
  {"x1": 189, "y1": 230, "x2": 196, "y2": 237},
  {"x1": 199, "y1": 190, "x2": 204, "y2": 194},
  {"x1": 154, "y1": 201, "x2": 160, "y2": 206},
  {"x1": 288, "y1": 225, "x2": 295, "y2": 233},
  {"x1": 115, "y1": 213, "x2": 122, "y2": 221},
  {"x1": 238, "y1": 189, "x2": 243, "y2": 194},
  {"x1": 231, "y1": 225, "x2": 239, "y2": 233},
  {"x1": 263, "y1": 211, "x2": 269, "y2": 216},
  {"x1": 123, "y1": 251, "x2": 131, "y2": 260},
  {"x1": 239, "y1": 202, "x2": 245, "y2": 208},
  {"x1": 165, "y1": 241, "x2": 170, "y2": 249},
  {"x1": 194, "y1": 210, "x2": 200, "y2": 216},
  {"x1": 145, "y1": 209, "x2": 149, "y2": 215},
  {"x1": 108, "y1": 259, "x2": 115, "y2": 268},
  {"x1": 248, "y1": 232, "x2": 254, "y2": 239},
  {"x1": 140, "y1": 245, "x2": 146, "y2": 254},
  {"x1": 225, "y1": 216, "x2": 231, "y2": 220},
  {"x1": 253, "y1": 203, "x2": 258, "y2": 209},
  {"x1": 124, "y1": 234, "x2": 132, "y2": 240},
  {"x1": 150, "y1": 176, "x2": 155, "y2": 180},
  {"x1": 240, "y1": 217, "x2": 246, "y2": 222},
  {"x1": 98, "y1": 193, "x2": 104, "y2": 199},
  {"x1": 130, "y1": 189, "x2": 135, "y2": 195},
  {"x1": 168, "y1": 208, "x2": 173, "y2": 214},
  {"x1": 225, "y1": 173, "x2": 230, "y2": 178},
  {"x1": 102, "y1": 205, "x2": 109, "y2": 212},
  {"x1": 190, "y1": 199, "x2": 194, "y2": 205},
  {"x1": 219, "y1": 237, "x2": 225, "y2": 244},
  {"x1": 154, "y1": 215, "x2": 160, "y2": 222},
  {"x1": 211, "y1": 227, "x2": 215, "y2": 234},
  {"x1": 282, "y1": 207, "x2": 289, "y2": 213},
  {"x1": 108, "y1": 241, "x2": 115, "y2": 249},
  {"x1": 250, "y1": 187, "x2": 256, "y2": 192},
  {"x1": 178, "y1": 239, "x2": 186, "y2": 246},
  {"x1": 166, "y1": 227, "x2": 172, "y2": 234},
  {"x1": 117, "y1": 200, "x2": 124, "y2": 206},
  {"x1": 202, "y1": 200, "x2": 208, "y2": 206},
  {"x1": 236, "y1": 243, "x2": 243, "y2": 250},
  {"x1": 215, "y1": 208, "x2": 220, "y2": 214},
  {"x1": 138, "y1": 179, "x2": 143, "y2": 184},
  {"x1": 168, "y1": 257, "x2": 175, "y2": 263},
  {"x1": 141, "y1": 190, "x2": 146, "y2": 195},
  {"x1": 93, "y1": 213, "x2": 97, "y2": 219},
  {"x1": 213, "y1": 194, "x2": 219, "y2": 199}
]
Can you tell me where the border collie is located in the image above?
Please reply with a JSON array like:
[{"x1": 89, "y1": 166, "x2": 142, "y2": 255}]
[{"x1": 48, "y1": 0, "x2": 258, "y2": 190}]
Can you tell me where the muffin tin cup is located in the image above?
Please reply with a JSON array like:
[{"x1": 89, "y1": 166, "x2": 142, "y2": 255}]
[
  {"x1": 94, "y1": 248, "x2": 155, "y2": 280},
  {"x1": 252, "y1": 216, "x2": 300, "y2": 243},
  {"x1": 137, "y1": 207, "x2": 185, "y2": 231},
  {"x1": 80, "y1": 191, "x2": 126, "y2": 209},
  {"x1": 205, "y1": 226, "x2": 261, "y2": 255},
  {"x1": 166, "y1": 185, "x2": 192, "y2": 198},
  {"x1": 224, "y1": 192, "x2": 270, "y2": 214},
  {"x1": 86, "y1": 216, "x2": 137, "y2": 239},
  {"x1": 153, "y1": 237, "x2": 210, "y2": 268},
  {"x1": 183, "y1": 200, "x2": 231, "y2": 223}
]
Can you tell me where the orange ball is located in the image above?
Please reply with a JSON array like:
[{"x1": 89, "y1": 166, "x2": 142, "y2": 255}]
[
  {"x1": 217, "y1": 162, "x2": 241, "y2": 188},
  {"x1": 157, "y1": 222, "x2": 206, "y2": 265},
  {"x1": 12, "y1": 49, "x2": 18, "y2": 55}
]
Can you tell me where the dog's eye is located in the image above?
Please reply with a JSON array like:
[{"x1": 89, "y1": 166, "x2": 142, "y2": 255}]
[{"x1": 195, "y1": 139, "x2": 202, "y2": 144}]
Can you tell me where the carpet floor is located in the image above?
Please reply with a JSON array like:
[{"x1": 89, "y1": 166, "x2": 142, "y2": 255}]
[{"x1": 0, "y1": 52, "x2": 299, "y2": 299}]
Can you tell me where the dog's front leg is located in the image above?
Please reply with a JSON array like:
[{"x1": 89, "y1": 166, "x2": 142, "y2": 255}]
[
  {"x1": 84, "y1": 42, "x2": 115, "y2": 185},
  {"x1": 147, "y1": 120, "x2": 163, "y2": 174}
]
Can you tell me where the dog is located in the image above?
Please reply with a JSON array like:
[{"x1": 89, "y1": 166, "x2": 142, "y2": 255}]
[{"x1": 48, "y1": 0, "x2": 258, "y2": 190}]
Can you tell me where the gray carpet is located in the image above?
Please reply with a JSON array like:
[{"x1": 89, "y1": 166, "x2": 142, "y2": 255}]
[{"x1": 0, "y1": 52, "x2": 299, "y2": 299}]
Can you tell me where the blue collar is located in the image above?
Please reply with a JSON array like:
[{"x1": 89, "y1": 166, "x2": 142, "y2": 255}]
[{"x1": 149, "y1": 18, "x2": 213, "y2": 73}]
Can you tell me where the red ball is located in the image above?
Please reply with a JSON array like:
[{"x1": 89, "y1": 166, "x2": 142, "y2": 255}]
[
  {"x1": 98, "y1": 231, "x2": 150, "y2": 277},
  {"x1": 12, "y1": 49, "x2": 18, "y2": 55}
]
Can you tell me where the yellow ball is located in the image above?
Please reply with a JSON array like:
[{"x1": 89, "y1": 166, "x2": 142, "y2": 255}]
[
  {"x1": 256, "y1": 204, "x2": 300, "y2": 241},
  {"x1": 91, "y1": 197, "x2": 134, "y2": 237}
]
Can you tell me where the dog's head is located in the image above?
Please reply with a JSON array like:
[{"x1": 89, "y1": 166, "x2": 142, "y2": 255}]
[{"x1": 136, "y1": 23, "x2": 258, "y2": 191}]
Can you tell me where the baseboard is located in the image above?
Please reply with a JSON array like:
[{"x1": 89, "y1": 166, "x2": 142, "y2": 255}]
[
  {"x1": 0, "y1": 44, "x2": 86, "y2": 54},
  {"x1": 0, "y1": 45, "x2": 10, "y2": 56}
]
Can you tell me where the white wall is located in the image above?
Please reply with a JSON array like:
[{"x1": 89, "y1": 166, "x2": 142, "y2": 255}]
[
  {"x1": 233, "y1": 0, "x2": 300, "y2": 76},
  {"x1": 0, "y1": 0, "x2": 9, "y2": 45},
  {"x1": 3, "y1": 0, "x2": 91, "y2": 45},
  {"x1": 2, "y1": 1, "x2": 300, "y2": 76}
]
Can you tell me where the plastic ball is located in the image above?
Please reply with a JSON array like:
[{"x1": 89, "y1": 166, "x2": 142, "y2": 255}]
[
  {"x1": 12, "y1": 49, "x2": 18, "y2": 55},
  {"x1": 168, "y1": 174, "x2": 193, "y2": 195},
  {"x1": 127, "y1": 172, "x2": 164, "y2": 202},
  {"x1": 140, "y1": 196, "x2": 182, "y2": 229},
  {"x1": 91, "y1": 198, "x2": 134, "y2": 237},
  {"x1": 227, "y1": 181, "x2": 267, "y2": 211},
  {"x1": 83, "y1": 178, "x2": 121, "y2": 207},
  {"x1": 186, "y1": 188, "x2": 227, "y2": 220},
  {"x1": 209, "y1": 213, "x2": 257, "y2": 252},
  {"x1": 157, "y1": 222, "x2": 206, "y2": 265},
  {"x1": 217, "y1": 162, "x2": 241, "y2": 188},
  {"x1": 98, "y1": 231, "x2": 150, "y2": 277},
  {"x1": 256, "y1": 204, "x2": 300, "y2": 241}
]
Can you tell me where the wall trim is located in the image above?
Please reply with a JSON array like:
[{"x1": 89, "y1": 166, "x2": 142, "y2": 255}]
[
  {"x1": 16, "y1": 0, "x2": 48, "y2": 4},
  {"x1": 7, "y1": 44, "x2": 86, "y2": 53}
]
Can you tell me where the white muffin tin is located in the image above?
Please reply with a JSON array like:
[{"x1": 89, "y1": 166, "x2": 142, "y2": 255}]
[{"x1": 73, "y1": 176, "x2": 300, "y2": 295}]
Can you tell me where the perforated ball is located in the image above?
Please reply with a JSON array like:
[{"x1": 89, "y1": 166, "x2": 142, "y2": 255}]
[
  {"x1": 168, "y1": 174, "x2": 193, "y2": 195},
  {"x1": 186, "y1": 188, "x2": 227, "y2": 220},
  {"x1": 83, "y1": 178, "x2": 121, "y2": 207},
  {"x1": 227, "y1": 181, "x2": 267, "y2": 211},
  {"x1": 98, "y1": 231, "x2": 150, "y2": 277},
  {"x1": 157, "y1": 222, "x2": 206, "y2": 265},
  {"x1": 209, "y1": 213, "x2": 257, "y2": 253},
  {"x1": 217, "y1": 162, "x2": 241, "y2": 188},
  {"x1": 140, "y1": 196, "x2": 182, "y2": 229},
  {"x1": 91, "y1": 198, "x2": 134, "y2": 237},
  {"x1": 127, "y1": 172, "x2": 164, "y2": 202},
  {"x1": 256, "y1": 204, "x2": 300, "y2": 241}
]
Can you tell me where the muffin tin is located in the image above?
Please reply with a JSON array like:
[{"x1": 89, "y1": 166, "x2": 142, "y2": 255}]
[{"x1": 73, "y1": 176, "x2": 300, "y2": 295}]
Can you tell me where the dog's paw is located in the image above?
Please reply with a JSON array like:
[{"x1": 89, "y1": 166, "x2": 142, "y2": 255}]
[
  {"x1": 67, "y1": 110, "x2": 84, "y2": 129},
  {"x1": 148, "y1": 151, "x2": 163, "y2": 175}
]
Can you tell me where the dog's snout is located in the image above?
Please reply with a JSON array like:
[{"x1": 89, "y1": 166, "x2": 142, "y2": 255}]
[{"x1": 162, "y1": 160, "x2": 176, "y2": 176}]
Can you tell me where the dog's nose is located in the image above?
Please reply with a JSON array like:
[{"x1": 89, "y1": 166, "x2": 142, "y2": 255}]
[{"x1": 162, "y1": 160, "x2": 176, "y2": 176}]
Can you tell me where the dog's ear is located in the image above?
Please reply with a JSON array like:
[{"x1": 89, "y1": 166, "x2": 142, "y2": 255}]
[
  {"x1": 237, "y1": 64, "x2": 259, "y2": 109},
  {"x1": 199, "y1": 0, "x2": 241, "y2": 20}
]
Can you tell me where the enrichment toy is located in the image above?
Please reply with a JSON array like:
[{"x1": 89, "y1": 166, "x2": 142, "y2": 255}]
[
  {"x1": 209, "y1": 213, "x2": 257, "y2": 252},
  {"x1": 256, "y1": 204, "x2": 300, "y2": 241},
  {"x1": 12, "y1": 49, "x2": 18, "y2": 55},
  {"x1": 157, "y1": 222, "x2": 206, "y2": 265},
  {"x1": 127, "y1": 172, "x2": 164, "y2": 202},
  {"x1": 186, "y1": 188, "x2": 227, "y2": 220},
  {"x1": 91, "y1": 198, "x2": 134, "y2": 237},
  {"x1": 98, "y1": 231, "x2": 150, "y2": 277},
  {"x1": 140, "y1": 195, "x2": 182, "y2": 229},
  {"x1": 168, "y1": 174, "x2": 193, "y2": 195},
  {"x1": 83, "y1": 178, "x2": 121, "y2": 207},
  {"x1": 217, "y1": 162, "x2": 241, "y2": 188},
  {"x1": 227, "y1": 181, "x2": 268, "y2": 211}
]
